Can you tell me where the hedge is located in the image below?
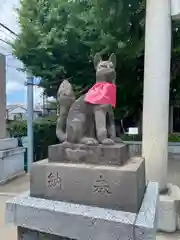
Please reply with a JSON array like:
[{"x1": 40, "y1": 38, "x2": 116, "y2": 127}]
[
  {"x1": 120, "y1": 133, "x2": 180, "y2": 142},
  {"x1": 7, "y1": 117, "x2": 58, "y2": 162},
  {"x1": 7, "y1": 118, "x2": 180, "y2": 162}
]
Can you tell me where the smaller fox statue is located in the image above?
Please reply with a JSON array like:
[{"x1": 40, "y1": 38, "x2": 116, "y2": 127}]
[{"x1": 56, "y1": 53, "x2": 119, "y2": 146}]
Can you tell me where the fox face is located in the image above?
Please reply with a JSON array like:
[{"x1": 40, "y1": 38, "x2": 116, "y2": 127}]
[{"x1": 94, "y1": 53, "x2": 116, "y2": 83}]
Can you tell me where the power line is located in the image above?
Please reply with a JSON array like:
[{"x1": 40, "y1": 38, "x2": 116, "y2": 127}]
[
  {"x1": 0, "y1": 25, "x2": 17, "y2": 56},
  {"x1": 0, "y1": 38, "x2": 13, "y2": 56},
  {"x1": 0, "y1": 23, "x2": 18, "y2": 37},
  {"x1": 6, "y1": 64, "x2": 21, "y2": 69},
  {"x1": 0, "y1": 24, "x2": 21, "y2": 62},
  {"x1": 0, "y1": 28, "x2": 16, "y2": 40},
  {"x1": 0, "y1": 35, "x2": 15, "y2": 44},
  {"x1": 0, "y1": 38, "x2": 11, "y2": 45}
]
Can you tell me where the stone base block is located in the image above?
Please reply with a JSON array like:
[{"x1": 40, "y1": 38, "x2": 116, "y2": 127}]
[
  {"x1": 48, "y1": 143, "x2": 128, "y2": 166},
  {"x1": 0, "y1": 138, "x2": 18, "y2": 151},
  {"x1": 158, "y1": 184, "x2": 180, "y2": 233},
  {"x1": 30, "y1": 157, "x2": 145, "y2": 213},
  {"x1": 6, "y1": 182, "x2": 158, "y2": 240},
  {"x1": 0, "y1": 145, "x2": 25, "y2": 184}
]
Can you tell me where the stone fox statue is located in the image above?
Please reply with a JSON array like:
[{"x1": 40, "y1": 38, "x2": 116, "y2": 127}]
[{"x1": 56, "y1": 53, "x2": 118, "y2": 145}]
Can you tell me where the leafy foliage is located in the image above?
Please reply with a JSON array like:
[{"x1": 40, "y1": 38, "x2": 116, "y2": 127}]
[
  {"x1": 12, "y1": 0, "x2": 145, "y2": 119},
  {"x1": 13, "y1": 0, "x2": 180, "y2": 120},
  {"x1": 8, "y1": 119, "x2": 180, "y2": 160},
  {"x1": 8, "y1": 117, "x2": 58, "y2": 161},
  {"x1": 120, "y1": 133, "x2": 180, "y2": 142}
]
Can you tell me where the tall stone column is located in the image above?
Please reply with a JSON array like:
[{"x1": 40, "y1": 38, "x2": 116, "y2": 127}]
[
  {"x1": 0, "y1": 54, "x2": 6, "y2": 139},
  {"x1": 142, "y1": 0, "x2": 171, "y2": 192}
]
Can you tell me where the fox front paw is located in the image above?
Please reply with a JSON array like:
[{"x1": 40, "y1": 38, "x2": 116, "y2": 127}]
[
  {"x1": 81, "y1": 138, "x2": 98, "y2": 146},
  {"x1": 101, "y1": 138, "x2": 115, "y2": 145}
]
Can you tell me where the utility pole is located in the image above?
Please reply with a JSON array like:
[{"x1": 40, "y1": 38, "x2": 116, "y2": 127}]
[{"x1": 26, "y1": 71, "x2": 34, "y2": 173}]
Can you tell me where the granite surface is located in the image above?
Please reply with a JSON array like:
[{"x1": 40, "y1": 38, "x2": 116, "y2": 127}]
[
  {"x1": 6, "y1": 182, "x2": 158, "y2": 240},
  {"x1": 0, "y1": 138, "x2": 18, "y2": 151},
  {"x1": 135, "y1": 182, "x2": 159, "y2": 239},
  {"x1": 30, "y1": 157, "x2": 145, "y2": 213},
  {"x1": 48, "y1": 143, "x2": 128, "y2": 166}
]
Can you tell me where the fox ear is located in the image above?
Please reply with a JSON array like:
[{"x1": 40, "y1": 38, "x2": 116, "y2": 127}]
[
  {"x1": 94, "y1": 53, "x2": 102, "y2": 69},
  {"x1": 109, "y1": 53, "x2": 116, "y2": 68}
]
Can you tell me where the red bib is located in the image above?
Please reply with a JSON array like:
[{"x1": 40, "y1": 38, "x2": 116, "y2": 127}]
[{"x1": 84, "y1": 82, "x2": 116, "y2": 108}]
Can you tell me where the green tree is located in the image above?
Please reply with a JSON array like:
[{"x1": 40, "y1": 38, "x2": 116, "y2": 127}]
[
  {"x1": 171, "y1": 21, "x2": 180, "y2": 104},
  {"x1": 14, "y1": 0, "x2": 96, "y2": 96},
  {"x1": 13, "y1": 0, "x2": 180, "y2": 120},
  {"x1": 13, "y1": 0, "x2": 146, "y2": 119}
]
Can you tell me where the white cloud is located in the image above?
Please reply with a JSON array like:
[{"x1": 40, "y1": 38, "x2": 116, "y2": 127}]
[
  {"x1": 6, "y1": 81, "x2": 24, "y2": 92},
  {"x1": 0, "y1": 0, "x2": 43, "y2": 106}
]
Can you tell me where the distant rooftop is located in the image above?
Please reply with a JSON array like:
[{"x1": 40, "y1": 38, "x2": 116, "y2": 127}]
[{"x1": 6, "y1": 104, "x2": 43, "y2": 112}]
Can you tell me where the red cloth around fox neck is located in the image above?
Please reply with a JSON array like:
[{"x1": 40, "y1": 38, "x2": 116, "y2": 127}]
[{"x1": 84, "y1": 82, "x2": 116, "y2": 108}]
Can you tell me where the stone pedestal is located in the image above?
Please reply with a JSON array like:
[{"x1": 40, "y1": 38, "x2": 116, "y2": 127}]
[
  {"x1": 158, "y1": 184, "x2": 180, "y2": 233},
  {"x1": 30, "y1": 157, "x2": 145, "y2": 213},
  {"x1": 6, "y1": 143, "x2": 158, "y2": 239},
  {"x1": 6, "y1": 182, "x2": 158, "y2": 240},
  {"x1": 48, "y1": 143, "x2": 128, "y2": 166},
  {"x1": 0, "y1": 138, "x2": 25, "y2": 184}
]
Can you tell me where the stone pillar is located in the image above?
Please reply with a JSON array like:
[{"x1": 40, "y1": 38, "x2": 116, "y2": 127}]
[
  {"x1": 142, "y1": 0, "x2": 171, "y2": 192},
  {"x1": 0, "y1": 54, "x2": 6, "y2": 139}
]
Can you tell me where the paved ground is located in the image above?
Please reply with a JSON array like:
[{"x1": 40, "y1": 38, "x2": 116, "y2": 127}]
[
  {"x1": 0, "y1": 174, "x2": 29, "y2": 239},
  {"x1": 158, "y1": 233, "x2": 180, "y2": 239},
  {"x1": 0, "y1": 161, "x2": 180, "y2": 239},
  {"x1": 0, "y1": 174, "x2": 29, "y2": 194},
  {"x1": 0, "y1": 195, "x2": 17, "y2": 240}
]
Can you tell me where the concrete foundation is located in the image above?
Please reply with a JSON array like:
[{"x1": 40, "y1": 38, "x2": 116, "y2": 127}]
[
  {"x1": 6, "y1": 182, "x2": 158, "y2": 240},
  {"x1": 48, "y1": 143, "x2": 128, "y2": 166},
  {"x1": 30, "y1": 157, "x2": 145, "y2": 213},
  {"x1": 158, "y1": 184, "x2": 180, "y2": 233},
  {"x1": 0, "y1": 138, "x2": 25, "y2": 184},
  {"x1": 0, "y1": 138, "x2": 18, "y2": 150}
]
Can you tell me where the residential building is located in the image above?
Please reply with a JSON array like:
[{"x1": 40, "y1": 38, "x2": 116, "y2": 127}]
[{"x1": 6, "y1": 104, "x2": 43, "y2": 120}]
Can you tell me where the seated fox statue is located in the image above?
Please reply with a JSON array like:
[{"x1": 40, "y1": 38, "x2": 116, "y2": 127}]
[{"x1": 56, "y1": 53, "x2": 120, "y2": 146}]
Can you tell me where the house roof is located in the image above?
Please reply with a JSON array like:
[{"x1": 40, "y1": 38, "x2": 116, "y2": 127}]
[
  {"x1": 7, "y1": 104, "x2": 27, "y2": 112},
  {"x1": 7, "y1": 104, "x2": 43, "y2": 113}
]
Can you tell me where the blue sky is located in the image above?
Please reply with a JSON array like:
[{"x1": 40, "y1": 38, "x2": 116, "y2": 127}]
[{"x1": 0, "y1": 0, "x2": 43, "y2": 106}]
